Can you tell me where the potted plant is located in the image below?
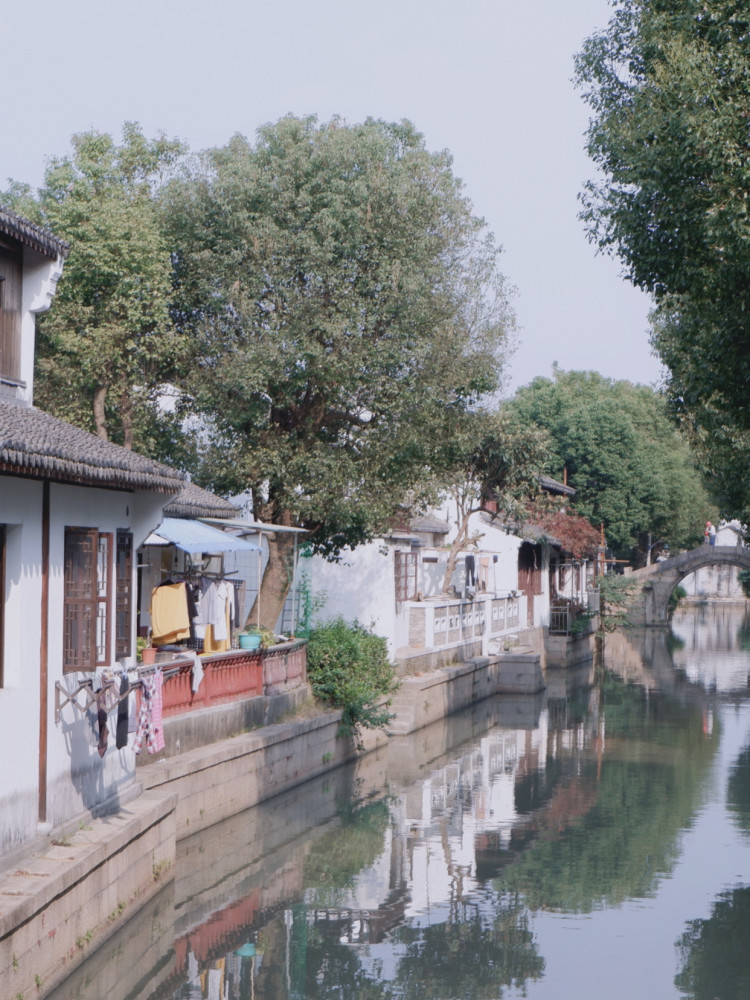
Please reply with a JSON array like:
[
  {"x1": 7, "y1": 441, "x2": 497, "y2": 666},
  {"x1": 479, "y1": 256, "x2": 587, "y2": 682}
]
[
  {"x1": 138, "y1": 634, "x2": 157, "y2": 664},
  {"x1": 238, "y1": 628, "x2": 262, "y2": 651},
  {"x1": 238, "y1": 625, "x2": 276, "y2": 650}
]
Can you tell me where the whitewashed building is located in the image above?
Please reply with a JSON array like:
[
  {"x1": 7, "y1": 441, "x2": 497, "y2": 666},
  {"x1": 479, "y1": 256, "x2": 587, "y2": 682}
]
[
  {"x1": 0, "y1": 207, "x2": 185, "y2": 859},
  {"x1": 304, "y1": 483, "x2": 584, "y2": 670}
]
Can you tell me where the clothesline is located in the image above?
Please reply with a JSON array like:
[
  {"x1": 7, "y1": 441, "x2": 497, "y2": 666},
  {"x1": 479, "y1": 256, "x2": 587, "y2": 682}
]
[
  {"x1": 151, "y1": 576, "x2": 245, "y2": 654},
  {"x1": 53, "y1": 664, "x2": 183, "y2": 724}
]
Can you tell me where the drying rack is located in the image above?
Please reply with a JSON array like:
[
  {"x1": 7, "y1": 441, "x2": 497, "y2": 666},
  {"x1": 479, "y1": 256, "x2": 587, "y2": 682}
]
[{"x1": 54, "y1": 663, "x2": 183, "y2": 724}]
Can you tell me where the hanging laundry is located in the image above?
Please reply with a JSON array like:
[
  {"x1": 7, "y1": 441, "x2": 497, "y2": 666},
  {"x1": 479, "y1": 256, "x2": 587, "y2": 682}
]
[
  {"x1": 96, "y1": 689, "x2": 109, "y2": 758},
  {"x1": 186, "y1": 650, "x2": 204, "y2": 694},
  {"x1": 199, "y1": 578, "x2": 234, "y2": 653},
  {"x1": 115, "y1": 672, "x2": 130, "y2": 749},
  {"x1": 151, "y1": 581, "x2": 190, "y2": 645},
  {"x1": 133, "y1": 670, "x2": 166, "y2": 755}
]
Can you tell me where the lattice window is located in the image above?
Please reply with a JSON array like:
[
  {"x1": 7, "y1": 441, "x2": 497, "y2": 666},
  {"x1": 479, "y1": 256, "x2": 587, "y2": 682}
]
[
  {"x1": 0, "y1": 243, "x2": 22, "y2": 383},
  {"x1": 394, "y1": 550, "x2": 418, "y2": 603},
  {"x1": 64, "y1": 528, "x2": 113, "y2": 672},
  {"x1": 96, "y1": 533, "x2": 111, "y2": 665},
  {"x1": 115, "y1": 531, "x2": 133, "y2": 658},
  {"x1": 64, "y1": 528, "x2": 98, "y2": 671}
]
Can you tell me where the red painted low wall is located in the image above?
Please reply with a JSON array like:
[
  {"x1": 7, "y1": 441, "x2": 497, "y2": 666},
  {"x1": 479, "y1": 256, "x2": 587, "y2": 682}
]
[{"x1": 155, "y1": 640, "x2": 308, "y2": 718}]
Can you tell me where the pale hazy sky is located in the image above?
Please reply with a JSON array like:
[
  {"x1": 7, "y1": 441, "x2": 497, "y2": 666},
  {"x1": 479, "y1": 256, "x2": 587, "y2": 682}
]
[{"x1": 3, "y1": 0, "x2": 663, "y2": 395}]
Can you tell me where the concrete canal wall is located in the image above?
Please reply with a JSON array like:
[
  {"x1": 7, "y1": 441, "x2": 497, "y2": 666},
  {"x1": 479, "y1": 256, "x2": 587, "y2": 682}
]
[
  {"x1": 0, "y1": 791, "x2": 175, "y2": 1000},
  {"x1": 389, "y1": 653, "x2": 544, "y2": 735},
  {"x1": 139, "y1": 706, "x2": 388, "y2": 839}
]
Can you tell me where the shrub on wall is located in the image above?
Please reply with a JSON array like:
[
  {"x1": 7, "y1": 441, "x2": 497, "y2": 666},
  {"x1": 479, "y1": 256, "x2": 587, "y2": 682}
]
[{"x1": 306, "y1": 617, "x2": 397, "y2": 744}]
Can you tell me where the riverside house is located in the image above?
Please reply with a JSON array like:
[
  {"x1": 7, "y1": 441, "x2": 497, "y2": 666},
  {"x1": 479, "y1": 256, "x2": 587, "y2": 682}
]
[
  {"x1": 0, "y1": 206, "x2": 186, "y2": 862},
  {"x1": 305, "y1": 475, "x2": 597, "y2": 674}
]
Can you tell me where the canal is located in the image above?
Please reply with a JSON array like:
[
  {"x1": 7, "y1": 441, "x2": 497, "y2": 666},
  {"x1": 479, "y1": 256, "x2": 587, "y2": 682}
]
[{"x1": 46, "y1": 602, "x2": 750, "y2": 1000}]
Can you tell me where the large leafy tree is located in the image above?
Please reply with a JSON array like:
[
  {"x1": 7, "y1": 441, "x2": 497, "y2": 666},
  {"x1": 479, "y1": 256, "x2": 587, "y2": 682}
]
[
  {"x1": 505, "y1": 369, "x2": 716, "y2": 561},
  {"x1": 3, "y1": 123, "x2": 190, "y2": 457},
  {"x1": 575, "y1": 1, "x2": 750, "y2": 517},
  {"x1": 164, "y1": 115, "x2": 514, "y2": 626}
]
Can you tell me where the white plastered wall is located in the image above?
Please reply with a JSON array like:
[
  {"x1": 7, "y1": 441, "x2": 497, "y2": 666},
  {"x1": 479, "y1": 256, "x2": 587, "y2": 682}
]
[
  {"x1": 307, "y1": 543, "x2": 398, "y2": 657},
  {"x1": 16, "y1": 248, "x2": 65, "y2": 406},
  {"x1": 0, "y1": 477, "x2": 44, "y2": 854}
]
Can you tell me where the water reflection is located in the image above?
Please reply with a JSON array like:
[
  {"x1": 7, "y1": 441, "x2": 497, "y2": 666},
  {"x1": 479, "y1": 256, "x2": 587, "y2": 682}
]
[
  {"x1": 46, "y1": 603, "x2": 750, "y2": 1000},
  {"x1": 670, "y1": 602, "x2": 750, "y2": 692},
  {"x1": 676, "y1": 887, "x2": 750, "y2": 1000}
]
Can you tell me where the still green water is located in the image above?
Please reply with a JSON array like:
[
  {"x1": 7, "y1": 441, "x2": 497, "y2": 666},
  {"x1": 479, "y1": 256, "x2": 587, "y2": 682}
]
[{"x1": 48, "y1": 603, "x2": 750, "y2": 1000}]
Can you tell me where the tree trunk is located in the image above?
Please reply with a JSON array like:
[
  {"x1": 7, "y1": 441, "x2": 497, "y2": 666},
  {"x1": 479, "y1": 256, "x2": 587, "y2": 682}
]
[
  {"x1": 244, "y1": 529, "x2": 297, "y2": 633},
  {"x1": 441, "y1": 508, "x2": 473, "y2": 593},
  {"x1": 120, "y1": 392, "x2": 134, "y2": 450},
  {"x1": 93, "y1": 385, "x2": 108, "y2": 440}
]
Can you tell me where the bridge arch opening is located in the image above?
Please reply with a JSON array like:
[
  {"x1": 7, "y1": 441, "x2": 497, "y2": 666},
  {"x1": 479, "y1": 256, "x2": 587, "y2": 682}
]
[{"x1": 637, "y1": 546, "x2": 750, "y2": 625}]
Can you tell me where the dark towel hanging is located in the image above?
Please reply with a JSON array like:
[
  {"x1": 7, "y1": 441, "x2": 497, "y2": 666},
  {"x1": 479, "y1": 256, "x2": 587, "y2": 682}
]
[{"x1": 116, "y1": 673, "x2": 130, "y2": 749}]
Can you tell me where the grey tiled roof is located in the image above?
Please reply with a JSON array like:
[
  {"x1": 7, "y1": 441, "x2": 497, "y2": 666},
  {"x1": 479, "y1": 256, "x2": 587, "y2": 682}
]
[
  {"x1": 0, "y1": 205, "x2": 69, "y2": 259},
  {"x1": 540, "y1": 474, "x2": 575, "y2": 497},
  {"x1": 0, "y1": 401, "x2": 186, "y2": 492},
  {"x1": 164, "y1": 482, "x2": 240, "y2": 519},
  {"x1": 410, "y1": 514, "x2": 450, "y2": 535}
]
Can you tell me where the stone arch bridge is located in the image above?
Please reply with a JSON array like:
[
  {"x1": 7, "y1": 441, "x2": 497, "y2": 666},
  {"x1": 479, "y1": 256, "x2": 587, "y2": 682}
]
[{"x1": 628, "y1": 545, "x2": 750, "y2": 624}]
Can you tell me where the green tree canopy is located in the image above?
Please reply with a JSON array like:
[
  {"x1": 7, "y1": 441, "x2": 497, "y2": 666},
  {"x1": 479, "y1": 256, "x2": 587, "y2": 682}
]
[
  {"x1": 163, "y1": 115, "x2": 515, "y2": 625},
  {"x1": 3, "y1": 124, "x2": 190, "y2": 458},
  {"x1": 505, "y1": 369, "x2": 716, "y2": 561},
  {"x1": 575, "y1": 1, "x2": 750, "y2": 519}
]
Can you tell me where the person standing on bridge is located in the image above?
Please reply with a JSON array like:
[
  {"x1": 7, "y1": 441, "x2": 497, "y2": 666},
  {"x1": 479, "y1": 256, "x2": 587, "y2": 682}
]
[
  {"x1": 705, "y1": 521, "x2": 711, "y2": 545},
  {"x1": 709, "y1": 521, "x2": 716, "y2": 547}
]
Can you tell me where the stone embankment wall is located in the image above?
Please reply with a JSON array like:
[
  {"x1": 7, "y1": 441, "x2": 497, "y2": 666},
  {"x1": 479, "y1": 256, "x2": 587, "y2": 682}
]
[
  {"x1": 139, "y1": 709, "x2": 387, "y2": 839},
  {"x1": 0, "y1": 791, "x2": 175, "y2": 1000},
  {"x1": 389, "y1": 654, "x2": 544, "y2": 735}
]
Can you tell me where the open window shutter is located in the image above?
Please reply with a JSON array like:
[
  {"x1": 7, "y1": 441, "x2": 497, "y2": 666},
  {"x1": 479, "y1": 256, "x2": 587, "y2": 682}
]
[{"x1": 0, "y1": 245, "x2": 22, "y2": 382}]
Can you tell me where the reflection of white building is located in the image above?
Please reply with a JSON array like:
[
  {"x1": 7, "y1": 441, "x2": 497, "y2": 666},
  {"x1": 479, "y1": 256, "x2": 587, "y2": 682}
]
[
  {"x1": 304, "y1": 718, "x2": 549, "y2": 927},
  {"x1": 671, "y1": 604, "x2": 750, "y2": 692}
]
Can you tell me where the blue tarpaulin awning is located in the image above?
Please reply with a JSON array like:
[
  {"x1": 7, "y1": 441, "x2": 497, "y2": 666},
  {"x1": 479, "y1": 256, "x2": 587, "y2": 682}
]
[{"x1": 148, "y1": 517, "x2": 262, "y2": 554}]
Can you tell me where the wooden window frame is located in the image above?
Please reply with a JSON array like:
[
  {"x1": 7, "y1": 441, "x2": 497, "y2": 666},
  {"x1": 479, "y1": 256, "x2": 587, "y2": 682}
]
[
  {"x1": 0, "y1": 241, "x2": 23, "y2": 384},
  {"x1": 96, "y1": 532, "x2": 113, "y2": 666},
  {"x1": 395, "y1": 550, "x2": 418, "y2": 603},
  {"x1": 64, "y1": 527, "x2": 114, "y2": 673}
]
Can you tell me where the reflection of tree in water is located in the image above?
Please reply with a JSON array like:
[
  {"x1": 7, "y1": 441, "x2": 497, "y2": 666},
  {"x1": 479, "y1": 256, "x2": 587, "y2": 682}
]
[
  {"x1": 302, "y1": 799, "x2": 391, "y2": 906},
  {"x1": 278, "y1": 899, "x2": 543, "y2": 1000},
  {"x1": 294, "y1": 916, "x2": 389, "y2": 1000},
  {"x1": 388, "y1": 902, "x2": 544, "y2": 1000},
  {"x1": 496, "y1": 674, "x2": 717, "y2": 912},
  {"x1": 736, "y1": 609, "x2": 750, "y2": 652},
  {"x1": 727, "y1": 746, "x2": 750, "y2": 835},
  {"x1": 675, "y1": 887, "x2": 750, "y2": 1000}
]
